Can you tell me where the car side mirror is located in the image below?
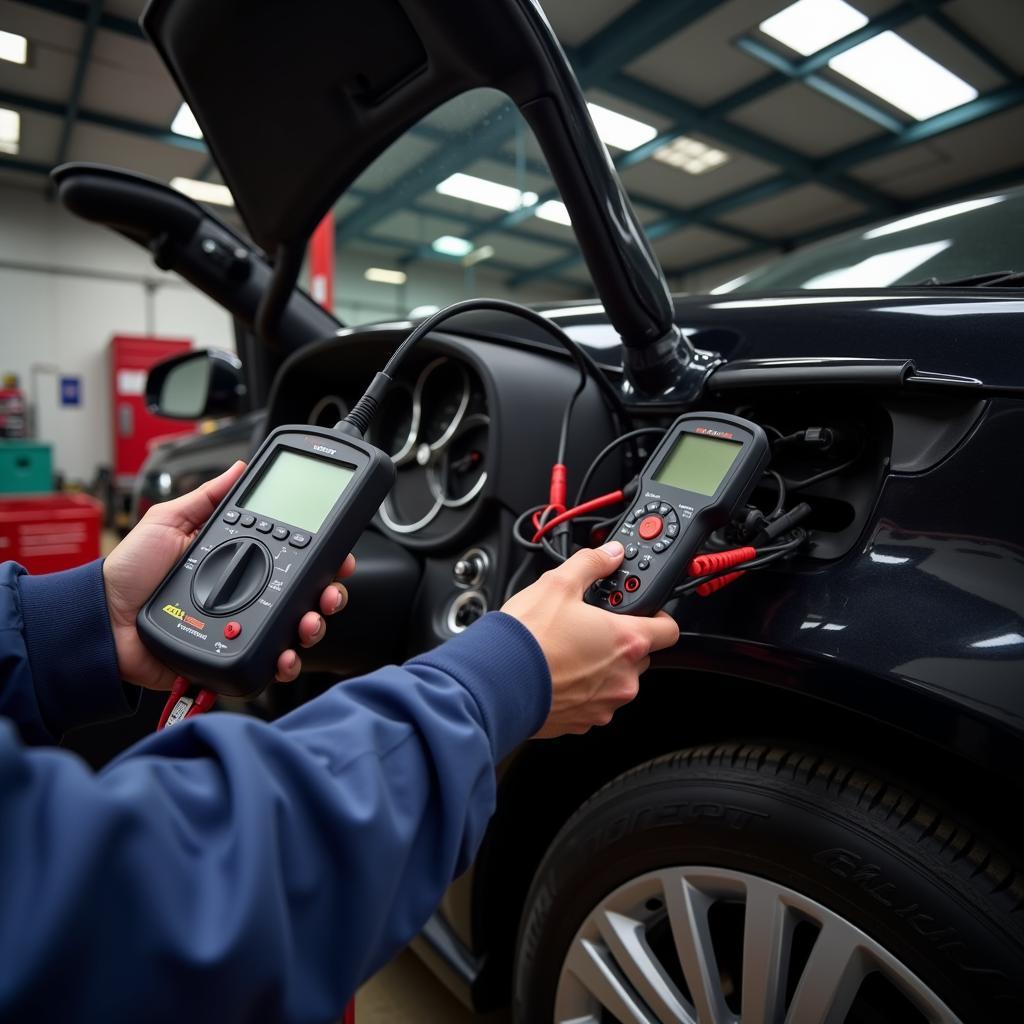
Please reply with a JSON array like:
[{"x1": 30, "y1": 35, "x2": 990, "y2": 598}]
[{"x1": 146, "y1": 349, "x2": 247, "y2": 420}]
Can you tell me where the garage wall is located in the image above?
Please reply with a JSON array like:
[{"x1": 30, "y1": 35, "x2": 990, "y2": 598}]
[{"x1": 0, "y1": 183, "x2": 234, "y2": 485}]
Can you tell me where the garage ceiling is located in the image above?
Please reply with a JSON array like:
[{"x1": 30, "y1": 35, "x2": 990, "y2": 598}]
[{"x1": 0, "y1": 0, "x2": 1022, "y2": 295}]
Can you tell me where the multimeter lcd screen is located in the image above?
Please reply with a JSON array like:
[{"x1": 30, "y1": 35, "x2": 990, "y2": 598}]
[
  {"x1": 653, "y1": 432, "x2": 742, "y2": 496},
  {"x1": 243, "y1": 450, "x2": 355, "y2": 533}
]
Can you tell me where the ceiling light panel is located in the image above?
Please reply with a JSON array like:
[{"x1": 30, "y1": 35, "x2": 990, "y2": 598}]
[
  {"x1": 436, "y1": 172, "x2": 537, "y2": 212},
  {"x1": 364, "y1": 267, "x2": 407, "y2": 285},
  {"x1": 171, "y1": 102, "x2": 203, "y2": 139},
  {"x1": 653, "y1": 135, "x2": 730, "y2": 175},
  {"x1": 759, "y1": 0, "x2": 868, "y2": 57},
  {"x1": 586, "y1": 103, "x2": 658, "y2": 151},
  {"x1": 0, "y1": 107, "x2": 20, "y2": 155},
  {"x1": 535, "y1": 200, "x2": 572, "y2": 226},
  {"x1": 431, "y1": 235, "x2": 474, "y2": 257},
  {"x1": 170, "y1": 177, "x2": 233, "y2": 206},
  {"x1": 828, "y1": 31, "x2": 978, "y2": 120},
  {"x1": 0, "y1": 29, "x2": 28, "y2": 65}
]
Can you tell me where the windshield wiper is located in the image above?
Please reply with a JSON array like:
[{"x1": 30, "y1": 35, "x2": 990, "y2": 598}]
[{"x1": 914, "y1": 270, "x2": 1024, "y2": 288}]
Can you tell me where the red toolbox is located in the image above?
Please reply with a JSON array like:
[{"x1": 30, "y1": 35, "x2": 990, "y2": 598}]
[{"x1": 0, "y1": 494, "x2": 104, "y2": 574}]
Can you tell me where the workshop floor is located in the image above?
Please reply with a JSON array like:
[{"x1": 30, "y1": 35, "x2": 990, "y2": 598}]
[{"x1": 358, "y1": 951, "x2": 510, "y2": 1023}]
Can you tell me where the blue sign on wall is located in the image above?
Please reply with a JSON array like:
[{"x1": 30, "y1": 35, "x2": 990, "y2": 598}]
[{"x1": 60, "y1": 376, "x2": 81, "y2": 407}]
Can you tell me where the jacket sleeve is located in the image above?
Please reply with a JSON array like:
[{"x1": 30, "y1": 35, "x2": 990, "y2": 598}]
[
  {"x1": 0, "y1": 560, "x2": 137, "y2": 744},
  {"x1": 0, "y1": 610, "x2": 551, "y2": 1024}
]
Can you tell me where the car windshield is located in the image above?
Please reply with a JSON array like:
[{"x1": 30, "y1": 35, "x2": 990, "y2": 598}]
[{"x1": 717, "y1": 189, "x2": 1024, "y2": 293}]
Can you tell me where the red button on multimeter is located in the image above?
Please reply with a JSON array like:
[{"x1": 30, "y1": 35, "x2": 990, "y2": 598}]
[
  {"x1": 638, "y1": 515, "x2": 663, "y2": 540},
  {"x1": 224, "y1": 621, "x2": 242, "y2": 640}
]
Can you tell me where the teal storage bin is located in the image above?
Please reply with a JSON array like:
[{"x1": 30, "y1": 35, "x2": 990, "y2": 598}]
[{"x1": 0, "y1": 441, "x2": 54, "y2": 494}]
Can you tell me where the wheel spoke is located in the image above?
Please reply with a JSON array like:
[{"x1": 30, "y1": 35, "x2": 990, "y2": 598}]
[
  {"x1": 741, "y1": 882, "x2": 794, "y2": 1024},
  {"x1": 564, "y1": 937, "x2": 659, "y2": 1024},
  {"x1": 596, "y1": 910, "x2": 696, "y2": 1024},
  {"x1": 663, "y1": 877, "x2": 735, "y2": 1024},
  {"x1": 784, "y1": 921, "x2": 866, "y2": 1024}
]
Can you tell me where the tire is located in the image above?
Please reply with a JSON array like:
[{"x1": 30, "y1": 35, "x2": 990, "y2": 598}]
[{"x1": 513, "y1": 742, "x2": 1024, "y2": 1023}]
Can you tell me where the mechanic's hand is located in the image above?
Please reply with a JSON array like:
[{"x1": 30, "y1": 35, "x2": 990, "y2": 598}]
[
  {"x1": 502, "y1": 541, "x2": 679, "y2": 737},
  {"x1": 103, "y1": 461, "x2": 356, "y2": 691}
]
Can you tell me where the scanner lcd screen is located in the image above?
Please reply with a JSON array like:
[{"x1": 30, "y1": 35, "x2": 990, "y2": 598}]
[
  {"x1": 243, "y1": 450, "x2": 355, "y2": 533},
  {"x1": 653, "y1": 433, "x2": 742, "y2": 497}
]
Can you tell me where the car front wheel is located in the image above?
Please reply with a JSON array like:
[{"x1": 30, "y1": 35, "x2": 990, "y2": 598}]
[{"x1": 513, "y1": 742, "x2": 1023, "y2": 1023}]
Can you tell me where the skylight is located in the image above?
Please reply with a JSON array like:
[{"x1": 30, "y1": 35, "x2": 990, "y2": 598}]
[
  {"x1": 828, "y1": 31, "x2": 978, "y2": 120},
  {"x1": 170, "y1": 177, "x2": 233, "y2": 206},
  {"x1": 364, "y1": 267, "x2": 407, "y2": 285},
  {"x1": 535, "y1": 200, "x2": 572, "y2": 226},
  {"x1": 759, "y1": 0, "x2": 868, "y2": 57},
  {"x1": 586, "y1": 103, "x2": 658, "y2": 151},
  {"x1": 0, "y1": 107, "x2": 21, "y2": 155},
  {"x1": 431, "y1": 235, "x2": 474, "y2": 257},
  {"x1": 0, "y1": 29, "x2": 28, "y2": 65},
  {"x1": 654, "y1": 135, "x2": 730, "y2": 174},
  {"x1": 436, "y1": 172, "x2": 538, "y2": 212},
  {"x1": 170, "y1": 103, "x2": 203, "y2": 140}
]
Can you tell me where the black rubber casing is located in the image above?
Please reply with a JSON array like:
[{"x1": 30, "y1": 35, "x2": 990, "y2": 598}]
[
  {"x1": 137, "y1": 425, "x2": 395, "y2": 697},
  {"x1": 585, "y1": 412, "x2": 770, "y2": 615}
]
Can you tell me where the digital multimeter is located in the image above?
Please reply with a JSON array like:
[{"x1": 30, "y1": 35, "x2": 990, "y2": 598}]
[
  {"x1": 137, "y1": 425, "x2": 395, "y2": 698},
  {"x1": 585, "y1": 412, "x2": 770, "y2": 615}
]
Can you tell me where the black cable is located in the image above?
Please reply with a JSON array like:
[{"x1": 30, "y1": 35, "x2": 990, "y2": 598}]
[
  {"x1": 783, "y1": 452, "x2": 859, "y2": 491},
  {"x1": 573, "y1": 428, "x2": 667, "y2": 506},
  {"x1": 766, "y1": 469, "x2": 787, "y2": 518}
]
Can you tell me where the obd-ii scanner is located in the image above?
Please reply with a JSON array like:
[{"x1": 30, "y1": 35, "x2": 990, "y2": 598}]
[
  {"x1": 585, "y1": 412, "x2": 770, "y2": 615},
  {"x1": 138, "y1": 425, "x2": 395, "y2": 698}
]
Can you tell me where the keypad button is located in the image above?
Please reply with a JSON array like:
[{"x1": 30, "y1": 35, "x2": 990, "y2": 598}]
[
  {"x1": 638, "y1": 515, "x2": 663, "y2": 541},
  {"x1": 660, "y1": 534, "x2": 674, "y2": 547},
  {"x1": 289, "y1": 532, "x2": 311, "y2": 548},
  {"x1": 222, "y1": 510, "x2": 240, "y2": 525},
  {"x1": 239, "y1": 513, "x2": 256, "y2": 528},
  {"x1": 658, "y1": 503, "x2": 672, "y2": 516},
  {"x1": 624, "y1": 544, "x2": 639, "y2": 561},
  {"x1": 638, "y1": 557, "x2": 651, "y2": 571},
  {"x1": 633, "y1": 507, "x2": 645, "y2": 519},
  {"x1": 646, "y1": 501, "x2": 661, "y2": 512},
  {"x1": 255, "y1": 519, "x2": 273, "y2": 534},
  {"x1": 272, "y1": 526, "x2": 289, "y2": 541},
  {"x1": 666, "y1": 522, "x2": 680, "y2": 537},
  {"x1": 652, "y1": 541, "x2": 665, "y2": 553}
]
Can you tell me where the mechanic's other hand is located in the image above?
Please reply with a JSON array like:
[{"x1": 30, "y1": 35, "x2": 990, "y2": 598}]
[
  {"x1": 103, "y1": 461, "x2": 356, "y2": 691},
  {"x1": 502, "y1": 541, "x2": 679, "y2": 738}
]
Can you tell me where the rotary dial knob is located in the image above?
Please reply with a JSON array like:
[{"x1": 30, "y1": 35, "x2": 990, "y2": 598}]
[{"x1": 191, "y1": 538, "x2": 272, "y2": 615}]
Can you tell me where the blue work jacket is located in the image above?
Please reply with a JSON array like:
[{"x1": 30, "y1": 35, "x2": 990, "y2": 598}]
[{"x1": 0, "y1": 559, "x2": 550, "y2": 1022}]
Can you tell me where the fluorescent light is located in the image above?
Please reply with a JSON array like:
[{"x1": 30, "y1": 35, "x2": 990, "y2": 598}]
[
  {"x1": 863, "y1": 196, "x2": 1004, "y2": 240},
  {"x1": 170, "y1": 177, "x2": 233, "y2": 206},
  {"x1": 535, "y1": 200, "x2": 572, "y2": 226},
  {"x1": 171, "y1": 102, "x2": 203, "y2": 140},
  {"x1": 829, "y1": 31, "x2": 977, "y2": 120},
  {"x1": 654, "y1": 135, "x2": 730, "y2": 175},
  {"x1": 760, "y1": 0, "x2": 868, "y2": 57},
  {"x1": 463, "y1": 244, "x2": 494, "y2": 267},
  {"x1": 409, "y1": 304, "x2": 440, "y2": 318},
  {"x1": 0, "y1": 29, "x2": 28, "y2": 65},
  {"x1": 586, "y1": 102, "x2": 657, "y2": 151},
  {"x1": 431, "y1": 235, "x2": 474, "y2": 257},
  {"x1": 972, "y1": 632, "x2": 1024, "y2": 649},
  {"x1": 0, "y1": 107, "x2": 20, "y2": 155},
  {"x1": 436, "y1": 172, "x2": 537, "y2": 212},
  {"x1": 364, "y1": 267, "x2": 407, "y2": 285},
  {"x1": 803, "y1": 239, "x2": 952, "y2": 289}
]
